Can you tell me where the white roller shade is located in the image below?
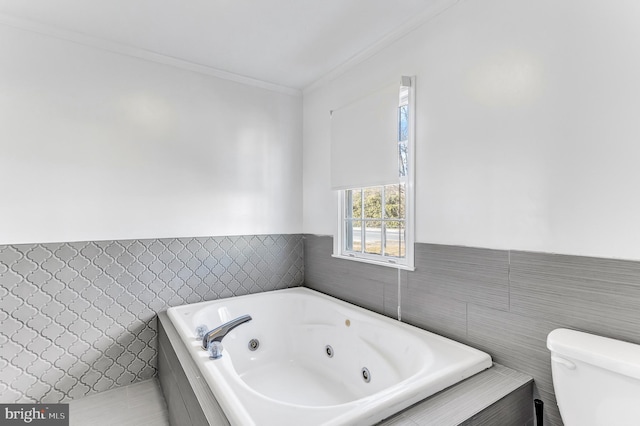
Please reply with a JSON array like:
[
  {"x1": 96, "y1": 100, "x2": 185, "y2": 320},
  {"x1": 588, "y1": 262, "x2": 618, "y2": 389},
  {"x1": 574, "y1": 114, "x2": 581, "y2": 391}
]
[{"x1": 330, "y1": 83, "x2": 398, "y2": 190}]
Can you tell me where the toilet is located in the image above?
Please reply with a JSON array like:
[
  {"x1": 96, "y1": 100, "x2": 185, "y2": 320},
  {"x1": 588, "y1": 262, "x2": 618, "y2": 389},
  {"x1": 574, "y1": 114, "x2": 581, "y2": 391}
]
[{"x1": 547, "y1": 328, "x2": 640, "y2": 425}]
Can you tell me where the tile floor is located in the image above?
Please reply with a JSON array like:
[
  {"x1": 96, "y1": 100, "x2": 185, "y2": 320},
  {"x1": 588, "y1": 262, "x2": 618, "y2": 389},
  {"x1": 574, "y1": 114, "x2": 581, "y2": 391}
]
[{"x1": 69, "y1": 379, "x2": 169, "y2": 426}]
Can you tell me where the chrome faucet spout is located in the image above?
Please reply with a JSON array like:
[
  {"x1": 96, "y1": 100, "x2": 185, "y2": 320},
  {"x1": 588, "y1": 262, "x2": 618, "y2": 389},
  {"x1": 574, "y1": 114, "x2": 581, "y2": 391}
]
[{"x1": 202, "y1": 314, "x2": 252, "y2": 349}]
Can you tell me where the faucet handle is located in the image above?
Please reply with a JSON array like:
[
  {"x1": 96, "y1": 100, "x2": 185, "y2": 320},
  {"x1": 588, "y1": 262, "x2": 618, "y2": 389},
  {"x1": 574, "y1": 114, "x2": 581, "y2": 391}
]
[
  {"x1": 195, "y1": 324, "x2": 208, "y2": 340},
  {"x1": 208, "y1": 341, "x2": 223, "y2": 359}
]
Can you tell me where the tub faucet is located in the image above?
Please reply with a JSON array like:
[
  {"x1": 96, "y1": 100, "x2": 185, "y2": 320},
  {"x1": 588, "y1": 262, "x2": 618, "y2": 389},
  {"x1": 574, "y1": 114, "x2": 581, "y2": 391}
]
[{"x1": 202, "y1": 314, "x2": 252, "y2": 350}]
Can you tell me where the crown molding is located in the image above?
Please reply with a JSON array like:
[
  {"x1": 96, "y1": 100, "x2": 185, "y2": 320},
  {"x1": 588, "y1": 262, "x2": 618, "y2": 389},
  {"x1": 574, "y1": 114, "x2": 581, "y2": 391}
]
[
  {"x1": 302, "y1": 0, "x2": 460, "y2": 95},
  {"x1": 0, "y1": 13, "x2": 301, "y2": 97}
]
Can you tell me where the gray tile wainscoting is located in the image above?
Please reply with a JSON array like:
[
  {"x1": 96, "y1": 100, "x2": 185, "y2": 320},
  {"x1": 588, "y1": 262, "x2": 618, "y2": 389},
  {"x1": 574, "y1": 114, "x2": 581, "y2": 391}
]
[
  {"x1": 302, "y1": 234, "x2": 399, "y2": 316},
  {"x1": 304, "y1": 234, "x2": 640, "y2": 426},
  {"x1": 0, "y1": 234, "x2": 303, "y2": 404}
]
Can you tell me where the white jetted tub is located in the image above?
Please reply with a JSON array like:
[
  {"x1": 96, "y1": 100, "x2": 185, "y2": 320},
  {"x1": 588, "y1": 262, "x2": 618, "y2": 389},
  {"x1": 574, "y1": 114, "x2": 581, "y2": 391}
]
[{"x1": 167, "y1": 287, "x2": 492, "y2": 425}]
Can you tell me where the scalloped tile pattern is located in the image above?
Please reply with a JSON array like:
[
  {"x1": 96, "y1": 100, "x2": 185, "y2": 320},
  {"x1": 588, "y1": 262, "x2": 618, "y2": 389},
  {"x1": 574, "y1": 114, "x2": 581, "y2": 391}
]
[{"x1": 0, "y1": 234, "x2": 303, "y2": 403}]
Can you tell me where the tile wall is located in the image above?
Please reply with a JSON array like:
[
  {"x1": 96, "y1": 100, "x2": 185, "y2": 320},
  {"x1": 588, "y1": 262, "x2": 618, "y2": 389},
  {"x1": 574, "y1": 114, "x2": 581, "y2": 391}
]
[
  {"x1": 0, "y1": 234, "x2": 303, "y2": 403},
  {"x1": 304, "y1": 234, "x2": 640, "y2": 426},
  {"x1": 3, "y1": 230, "x2": 635, "y2": 425}
]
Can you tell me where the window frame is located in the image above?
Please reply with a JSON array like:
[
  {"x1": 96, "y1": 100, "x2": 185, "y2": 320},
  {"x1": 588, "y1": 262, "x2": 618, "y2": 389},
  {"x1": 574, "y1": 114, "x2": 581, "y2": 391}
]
[{"x1": 333, "y1": 77, "x2": 415, "y2": 270}]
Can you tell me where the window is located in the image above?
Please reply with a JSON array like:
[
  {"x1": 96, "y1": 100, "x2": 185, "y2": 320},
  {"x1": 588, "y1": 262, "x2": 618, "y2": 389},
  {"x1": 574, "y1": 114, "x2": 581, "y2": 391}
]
[
  {"x1": 333, "y1": 77, "x2": 415, "y2": 270},
  {"x1": 344, "y1": 184, "x2": 406, "y2": 258}
]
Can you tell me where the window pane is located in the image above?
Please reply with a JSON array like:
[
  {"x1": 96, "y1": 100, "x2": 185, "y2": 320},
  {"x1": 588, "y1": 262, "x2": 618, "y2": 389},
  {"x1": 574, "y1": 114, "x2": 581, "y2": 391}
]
[
  {"x1": 364, "y1": 222, "x2": 382, "y2": 255},
  {"x1": 345, "y1": 190, "x2": 352, "y2": 219},
  {"x1": 384, "y1": 224, "x2": 405, "y2": 258},
  {"x1": 363, "y1": 187, "x2": 382, "y2": 219},
  {"x1": 398, "y1": 92, "x2": 409, "y2": 178},
  {"x1": 347, "y1": 189, "x2": 362, "y2": 219},
  {"x1": 398, "y1": 105, "x2": 408, "y2": 141},
  {"x1": 350, "y1": 220, "x2": 362, "y2": 252},
  {"x1": 384, "y1": 184, "x2": 401, "y2": 220},
  {"x1": 398, "y1": 142, "x2": 408, "y2": 177},
  {"x1": 344, "y1": 219, "x2": 352, "y2": 251},
  {"x1": 398, "y1": 183, "x2": 405, "y2": 219}
]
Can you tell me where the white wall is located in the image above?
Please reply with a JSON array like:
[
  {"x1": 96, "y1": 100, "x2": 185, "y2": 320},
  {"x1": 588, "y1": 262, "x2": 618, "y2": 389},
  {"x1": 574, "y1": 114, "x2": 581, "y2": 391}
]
[
  {"x1": 0, "y1": 24, "x2": 302, "y2": 245},
  {"x1": 303, "y1": 0, "x2": 640, "y2": 260}
]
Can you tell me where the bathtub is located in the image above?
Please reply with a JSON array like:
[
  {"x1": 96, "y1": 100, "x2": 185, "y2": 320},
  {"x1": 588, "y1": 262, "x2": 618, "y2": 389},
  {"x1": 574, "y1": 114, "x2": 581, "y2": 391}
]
[{"x1": 166, "y1": 287, "x2": 492, "y2": 425}]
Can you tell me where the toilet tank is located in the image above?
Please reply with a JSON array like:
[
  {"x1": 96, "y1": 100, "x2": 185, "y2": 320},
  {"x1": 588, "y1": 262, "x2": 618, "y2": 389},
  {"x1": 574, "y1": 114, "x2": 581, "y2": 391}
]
[{"x1": 547, "y1": 328, "x2": 640, "y2": 426}]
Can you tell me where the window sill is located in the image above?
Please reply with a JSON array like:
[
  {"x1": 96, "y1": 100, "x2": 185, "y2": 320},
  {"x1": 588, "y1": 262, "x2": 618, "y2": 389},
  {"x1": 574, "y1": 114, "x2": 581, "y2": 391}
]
[{"x1": 331, "y1": 253, "x2": 415, "y2": 271}]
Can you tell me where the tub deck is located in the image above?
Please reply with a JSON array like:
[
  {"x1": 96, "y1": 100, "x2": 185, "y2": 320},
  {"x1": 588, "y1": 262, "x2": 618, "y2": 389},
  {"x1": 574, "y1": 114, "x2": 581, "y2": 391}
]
[{"x1": 158, "y1": 310, "x2": 533, "y2": 425}]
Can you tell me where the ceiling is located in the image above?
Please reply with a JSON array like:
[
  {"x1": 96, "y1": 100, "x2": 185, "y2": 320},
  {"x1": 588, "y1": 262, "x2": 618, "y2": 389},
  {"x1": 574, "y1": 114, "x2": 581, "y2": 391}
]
[{"x1": 0, "y1": 0, "x2": 453, "y2": 91}]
